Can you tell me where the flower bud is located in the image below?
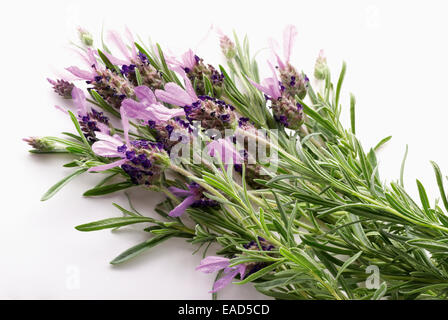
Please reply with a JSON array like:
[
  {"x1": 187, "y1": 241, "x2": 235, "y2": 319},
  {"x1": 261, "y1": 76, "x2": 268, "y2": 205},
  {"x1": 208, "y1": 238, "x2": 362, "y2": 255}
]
[
  {"x1": 278, "y1": 65, "x2": 308, "y2": 100},
  {"x1": 314, "y1": 50, "x2": 328, "y2": 80},
  {"x1": 184, "y1": 95, "x2": 238, "y2": 132},
  {"x1": 184, "y1": 55, "x2": 224, "y2": 97},
  {"x1": 220, "y1": 35, "x2": 236, "y2": 60},
  {"x1": 23, "y1": 137, "x2": 55, "y2": 151},
  {"x1": 78, "y1": 27, "x2": 93, "y2": 47},
  {"x1": 119, "y1": 140, "x2": 169, "y2": 186},
  {"x1": 271, "y1": 96, "x2": 304, "y2": 130},
  {"x1": 47, "y1": 78, "x2": 75, "y2": 99}
]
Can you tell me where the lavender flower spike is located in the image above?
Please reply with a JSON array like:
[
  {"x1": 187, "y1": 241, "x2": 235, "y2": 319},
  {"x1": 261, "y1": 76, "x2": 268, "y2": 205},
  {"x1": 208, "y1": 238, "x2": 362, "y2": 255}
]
[
  {"x1": 71, "y1": 87, "x2": 110, "y2": 141},
  {"x1": 89, "y1": 113, "x2": 168, "y2": 186},
  {"x1": 196, "y1": 256, "x2": 246, "y2": 293},
  {"x1": 47, "y1": 78, "x2": 74, "y2": 99}
]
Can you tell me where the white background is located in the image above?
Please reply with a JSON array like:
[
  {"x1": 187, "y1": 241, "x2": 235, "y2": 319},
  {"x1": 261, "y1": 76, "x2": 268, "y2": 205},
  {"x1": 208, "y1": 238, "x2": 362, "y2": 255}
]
[{"x1": 2, "y1": 0, "x2": 448, "y2": 299}]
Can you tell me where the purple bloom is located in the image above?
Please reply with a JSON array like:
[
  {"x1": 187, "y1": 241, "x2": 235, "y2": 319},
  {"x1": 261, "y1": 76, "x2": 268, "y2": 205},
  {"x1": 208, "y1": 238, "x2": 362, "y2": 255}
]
[
  {"x1": 89, "y1": 132, "x2": 129, "y2": 171},
  {"x1": 248, "y1": 61, "x2": 282, "y2": 100},
  {"x1": 66, "y1": 48, "x2": 99, "y2": 81},
  {"x1": 196, "y1": 256, "x2": 246, "y2": 293},
  {"x1": 88, "y1": 112, "x2": 167, "y2": 185},
  {"x1": 121, "y1": 85, "x2": 185, "y2": 124},
  {"x1": 68, "y1": 87, "x2": 110, "y2": 140},
  {"x1": 165, "y1": 49, "x2": 197, "y2": 75}
]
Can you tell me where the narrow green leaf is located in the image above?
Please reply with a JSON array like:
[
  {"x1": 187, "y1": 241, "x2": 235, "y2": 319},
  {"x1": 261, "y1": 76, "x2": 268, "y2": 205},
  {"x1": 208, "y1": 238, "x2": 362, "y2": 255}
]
[
  {"x1": 416, "y1": 179, "x2": 431, "y2": 215},
  {"x1": 41, "y1": 168, "x2": 88, "y2": 201},
  {"x1": 29, "y1": 149, "x2": 69, "y2": 154},
  {"x1": 350, "y1": 93, "x2": 356, "y2": 134},
  {"x1": 335, "y1": 61, "x2": 346, "y2": 108},
  {"x1": 234, "y1": 260, "x2": 284, "y2": 284},
  {"x1": 374, "y1": 135, "x2": 392, "y2": 151},
  {"x1": 83, "y1": 182, "x2": 134, "y2": 197},
  {"x1": 75, "y1": 216, "x2": 153, "y2": 231},
  {"x1": 335, "y1": 251, "x2": 362, "y2": 281},
  {"x1": 110, "y1": 233, "x2": 174, "y2": 265},
  {"x1": 89, "y1": 90, "x2": 120, "y2": 118},
  {"x1": 431, "y1": 161, "x2": 448, "y2": 212},
  {"x1": 135, "y1": 68, "x2": 143, "y2": 86},
  {"x1": 400, "y1": 145, "x2": 409, "y2": 187},
  {"x1": 203, "y1": 75, "x2": 214, "y2": 96},
  {"x1": 97, "y1": 49, "x2": 120, "y2": 73},
  {"x1": 371, "y1": 282, "x2": 387, "y2": 300}
]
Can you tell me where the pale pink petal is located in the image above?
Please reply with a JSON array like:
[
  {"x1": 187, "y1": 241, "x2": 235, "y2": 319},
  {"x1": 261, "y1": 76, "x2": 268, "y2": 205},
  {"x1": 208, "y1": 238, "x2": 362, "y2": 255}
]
[
  {"x1": 181, "y1": 49, "x2": 197, "y2": 70},
  {"x1": 120, "y1": 109, "x2": 131, "y2": 146},
  {"x1": 208, "y1": 138, "x2": 242, "y2": 165},
  {"x1": 121, "y1": 99, "x2": 153, "y2": 120},
  {"x1": 95, "y1": 132, "x2": 123, "y2": 146},
  {"x1": 102, "y1": 52, "x2": 129, "y2": 66},
  {"x1": 74, "y1": 48, "x2": 97, "y2": 69},
  {"x1": 88, "y1": 159, "x2": 128, "y2": 172},
  {"x1": 196, "y1": 256, "x2": 230, "y2": 273},
  {"x1": 150, "y1": 103, "x2": 185, "y2": 120},
  {"x1": 248, "y1": 79, "x2": 272, "y2": 96},
  {"x1": 86, "y1": 48, "x2": 98, "y2": 67},
  {"x1": 108, "y1": 30, "x2": 132, "y2": 61},
  {"x1": 237, "y1": 263, "x2": 246, "y2": 279},
  {"x1": 155, "y1": 83, "x2": 196, "y2": 106},
  {"x1": 267, "y1": 60, "x2": 282, "y2": 98},
  {"x1": 124, "y1": 26, "x2": 138, "y2": 60},
  {"x1": 71, "y1": 87, "x2": 88, "y2": 115},
  {"x1": 66, "y1": 66, "x2": 95, "y2": 81},
  {"x1": 264, "y1": 77, "x2": 281, "y2": 100},
  {"x1": 92, "y1": 141, "x2": 123, "y2": 157},
  {"x1": 54, "y1": 105, "x2": 69, "y2": 114},
  {"x1": 269, "y1": 38, "x2": 285, "y2": 70},
  {"x1": 182, "y1": 72, "x2": 198, "y2": 102},
  {"x1": 134, "y1": 86, "x2": 157, "y2": 105},
  {"x1": 96, "y1": 122, "x2": 110, "y2": 134},
  {"x1": 210, "y1": 268, "x2": 239, "y2": 293},
  {"x1": 283, "y1": 25, "x2": 298, "y2": 65}
]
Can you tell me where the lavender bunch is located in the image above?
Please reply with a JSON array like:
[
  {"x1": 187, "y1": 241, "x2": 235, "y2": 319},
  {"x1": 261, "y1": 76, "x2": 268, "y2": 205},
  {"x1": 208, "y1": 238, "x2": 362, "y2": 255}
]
[{"x1": 25, "y1": 26, "x2": 448, "y2": 300}]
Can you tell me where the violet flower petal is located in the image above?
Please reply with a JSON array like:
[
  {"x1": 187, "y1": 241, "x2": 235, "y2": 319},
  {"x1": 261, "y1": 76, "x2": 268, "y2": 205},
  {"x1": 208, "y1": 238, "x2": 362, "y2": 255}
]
[
  {"x1": 168, "y1": 186, "x2": 193, "y2": 197},
  {"x1": 210, "y1": 268, "x2": 240, "y2": 293},
  {"x1": 169, "y1": 195, "x2": 197, "y2": 217},
  {"x1": 196, "y1": 256, "x2": 230, "y2": 273}
]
